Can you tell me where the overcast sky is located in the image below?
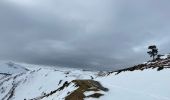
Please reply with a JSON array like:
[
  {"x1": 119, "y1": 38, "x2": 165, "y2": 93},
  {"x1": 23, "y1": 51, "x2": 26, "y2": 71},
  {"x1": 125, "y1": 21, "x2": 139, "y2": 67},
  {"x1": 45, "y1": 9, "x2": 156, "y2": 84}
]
[{"x1": 0, "y1": 0, "x2": 170, "y2": 70}]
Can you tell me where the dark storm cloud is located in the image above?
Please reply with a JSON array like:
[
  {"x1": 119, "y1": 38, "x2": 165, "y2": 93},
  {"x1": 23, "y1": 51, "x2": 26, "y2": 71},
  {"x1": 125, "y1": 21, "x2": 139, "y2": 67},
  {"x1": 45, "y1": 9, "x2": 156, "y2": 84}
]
[{"x1": 0, "y1": 0, "x2": 170, "y2": 70}]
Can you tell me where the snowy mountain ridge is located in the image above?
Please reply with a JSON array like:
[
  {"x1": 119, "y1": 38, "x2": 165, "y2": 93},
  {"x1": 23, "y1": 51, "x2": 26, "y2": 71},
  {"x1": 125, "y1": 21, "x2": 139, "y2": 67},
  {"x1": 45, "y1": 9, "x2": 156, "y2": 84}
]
[
  {"x1": 0, "y1": 62, "x2": 29, "y2": 75},
  {"x1": 0, "y1": 55, "x2": 170, "y2": 100}
]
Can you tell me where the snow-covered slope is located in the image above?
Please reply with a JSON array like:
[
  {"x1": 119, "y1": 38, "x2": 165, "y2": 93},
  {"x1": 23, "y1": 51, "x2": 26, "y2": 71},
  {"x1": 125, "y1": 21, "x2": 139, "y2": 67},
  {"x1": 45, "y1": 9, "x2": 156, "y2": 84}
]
[
  {"x1": 96, "y1": 69, "x2": 170, "y2": 100},
  {"x1": 0, "y1": 62, "x2": 29, "y2": 75},
  {"x1": 0, "y1": 63, "x2": 96, "y2": 100},
  {"x1": 0, "y1": 58, "x2": 170, "y2": 100}
]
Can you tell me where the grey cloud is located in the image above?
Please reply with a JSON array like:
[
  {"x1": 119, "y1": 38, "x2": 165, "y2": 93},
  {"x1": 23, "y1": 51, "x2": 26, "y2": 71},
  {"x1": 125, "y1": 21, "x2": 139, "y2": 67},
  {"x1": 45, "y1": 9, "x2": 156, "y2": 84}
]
[{"x1": 0, "y1": 0, "x2": 170, "y2": 70}]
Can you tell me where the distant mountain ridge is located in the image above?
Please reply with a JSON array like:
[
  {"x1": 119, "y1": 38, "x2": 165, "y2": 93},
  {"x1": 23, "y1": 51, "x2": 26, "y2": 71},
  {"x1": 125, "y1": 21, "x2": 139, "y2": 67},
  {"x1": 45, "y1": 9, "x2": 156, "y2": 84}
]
[{"x1": 0, "y1": 62, "x2": 29, "y2": 75}]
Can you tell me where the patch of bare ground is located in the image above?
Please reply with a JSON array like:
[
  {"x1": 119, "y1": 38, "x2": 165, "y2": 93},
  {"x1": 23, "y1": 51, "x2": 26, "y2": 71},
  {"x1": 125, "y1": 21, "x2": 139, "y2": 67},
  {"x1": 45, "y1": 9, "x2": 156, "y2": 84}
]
[{"x1": 65, "y1": 80, "x2": 108, "y2": 100}]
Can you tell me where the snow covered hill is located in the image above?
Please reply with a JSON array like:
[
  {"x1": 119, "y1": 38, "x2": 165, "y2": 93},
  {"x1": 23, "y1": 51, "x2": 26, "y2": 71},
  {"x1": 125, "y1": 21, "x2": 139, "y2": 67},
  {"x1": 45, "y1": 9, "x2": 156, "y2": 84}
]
[
  {"x1": 0, "y1": 62, "x2": 29, "y2": 75},
  {"x1": 0, "y1": 62, "x2": 97, "y2": 100},
  {"x1": 0, "y1": 56, "x2": 170, "y2": 100}
]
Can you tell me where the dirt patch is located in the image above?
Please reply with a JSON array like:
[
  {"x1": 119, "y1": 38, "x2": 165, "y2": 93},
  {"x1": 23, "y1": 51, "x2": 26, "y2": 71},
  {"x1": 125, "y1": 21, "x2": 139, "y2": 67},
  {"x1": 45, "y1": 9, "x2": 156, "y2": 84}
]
[{"x1": 65, "y1": 80, "x2": 108, "y2": 100}]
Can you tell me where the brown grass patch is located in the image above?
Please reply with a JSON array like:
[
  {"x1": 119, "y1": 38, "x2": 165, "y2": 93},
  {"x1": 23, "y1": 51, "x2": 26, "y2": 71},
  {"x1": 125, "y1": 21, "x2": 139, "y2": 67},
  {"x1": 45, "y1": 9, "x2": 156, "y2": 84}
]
[{"x1": 65, "y1": 80, "x2": 108, "y2": 100}]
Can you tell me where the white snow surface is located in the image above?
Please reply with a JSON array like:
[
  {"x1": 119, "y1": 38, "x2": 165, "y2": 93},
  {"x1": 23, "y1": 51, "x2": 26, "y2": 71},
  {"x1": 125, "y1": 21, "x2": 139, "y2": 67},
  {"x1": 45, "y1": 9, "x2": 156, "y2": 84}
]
[
  {"x1": 0, "y1": 62, "x2": 170, "y2": 100},
  {"x1": 96, "y1": 69, "x2": 170, "y2": 100},
  {"x1": 0, "y1": 62, "x2": 28, "y2": 74}
]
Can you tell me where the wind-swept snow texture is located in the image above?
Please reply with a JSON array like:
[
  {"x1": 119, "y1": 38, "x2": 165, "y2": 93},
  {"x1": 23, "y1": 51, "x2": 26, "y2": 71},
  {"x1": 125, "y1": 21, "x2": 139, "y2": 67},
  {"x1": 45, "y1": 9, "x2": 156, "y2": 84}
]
[{"x1": 0, "y1": 61, "x2": 170, "y2": 100}]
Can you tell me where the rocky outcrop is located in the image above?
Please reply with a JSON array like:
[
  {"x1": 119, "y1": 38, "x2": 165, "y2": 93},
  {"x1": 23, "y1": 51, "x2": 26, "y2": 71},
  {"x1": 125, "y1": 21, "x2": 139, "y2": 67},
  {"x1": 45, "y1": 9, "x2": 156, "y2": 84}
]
[{"x1": 114, "y1": 56, "x2": 170, "y2": 75}]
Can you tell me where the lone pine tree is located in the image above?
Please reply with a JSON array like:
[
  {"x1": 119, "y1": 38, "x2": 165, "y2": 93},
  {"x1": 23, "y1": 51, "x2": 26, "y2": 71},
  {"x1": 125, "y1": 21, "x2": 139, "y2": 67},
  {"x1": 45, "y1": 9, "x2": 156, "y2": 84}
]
[{"x1": 147, "y1": 45, "x2": 158, "y2": 61}]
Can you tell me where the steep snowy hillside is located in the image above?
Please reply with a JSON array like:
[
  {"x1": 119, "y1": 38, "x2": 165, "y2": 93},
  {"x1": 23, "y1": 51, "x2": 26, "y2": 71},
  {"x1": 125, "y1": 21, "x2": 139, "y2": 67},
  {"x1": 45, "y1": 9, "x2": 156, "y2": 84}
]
[{"x1": 0, "y1": 56, "x2": 170, "y2": 100}]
